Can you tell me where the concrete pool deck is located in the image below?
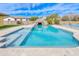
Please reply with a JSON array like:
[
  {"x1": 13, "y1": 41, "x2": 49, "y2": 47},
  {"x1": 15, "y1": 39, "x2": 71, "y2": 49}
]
[
  {"x1": 0, "y1": 25, "x2": 79, "y2": 56},
  {"x1": 0, "y1": 48, "x2": 79, "y2": 56},
  {"x1": 0, "y1": 24, "x2": 35, "y2": 37}
]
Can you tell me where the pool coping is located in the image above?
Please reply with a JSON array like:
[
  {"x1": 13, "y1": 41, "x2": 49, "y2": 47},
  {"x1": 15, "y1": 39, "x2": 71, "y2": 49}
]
[{"x1": 0, "y1": 47, "x2": 79, "y2": 56}]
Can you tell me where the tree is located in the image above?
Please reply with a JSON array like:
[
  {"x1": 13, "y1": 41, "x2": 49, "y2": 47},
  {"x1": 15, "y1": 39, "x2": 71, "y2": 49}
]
[
  {"x1": 30, "y1": 16, "x2": 38, "y2": 21},
  {"x1": 0, "y1": 13, "x2": 9, "y2": 16},
  {"x1": 46, "y1": 18, "x2": 53, "y2": 24},
  {"x1": 53, "y1": 18, "x2": 60, "y2": 24},
  {"x1": 0, "y1": 13, "x2": 9, "y2": 25},
  {"x1": 46, "y1": 14, "x2": 60, "y2": 24},
  {"x1": 49, "y1": 14, "x2": 59, "y2": 18}
]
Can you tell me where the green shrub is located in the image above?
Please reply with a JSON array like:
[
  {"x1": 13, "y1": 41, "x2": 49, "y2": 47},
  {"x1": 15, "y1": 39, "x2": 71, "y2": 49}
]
[
  {"x1": 54, "y1": 19, "x2": 60, "y2": 24},
  {"x1": 30, "y1": 16, "x2": 38, "y2": 21},
  {"x1": 45, "y1": 14, "x2": 60, "y2": 24},
  {"x1": 46, "y1": 18, "x2": 53, "y2": 24}
]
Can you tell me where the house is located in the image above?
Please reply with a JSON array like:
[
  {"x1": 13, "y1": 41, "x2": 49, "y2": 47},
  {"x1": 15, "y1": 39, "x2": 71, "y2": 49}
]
[
  {"x1": 3, "y1": 17, "x2": 29, "y2": 25},
  {"x1": 3, "y1": 17, "x2": 17, "y2": 25},
  {"x1": 22, "y1": 18, "x2": 29, "y2": 25}
]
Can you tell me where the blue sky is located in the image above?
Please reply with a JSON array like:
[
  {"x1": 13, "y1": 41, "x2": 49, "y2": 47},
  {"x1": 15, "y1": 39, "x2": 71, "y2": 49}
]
[{"x1": 0, "y1": 3, "x2": 79, "y2": 16}]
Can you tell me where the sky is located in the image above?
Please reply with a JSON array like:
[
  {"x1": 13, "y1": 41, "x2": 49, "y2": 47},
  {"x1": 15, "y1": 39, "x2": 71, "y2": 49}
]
[{"x1": 0, "y1": 3, "x2": 79, "y2": 17}]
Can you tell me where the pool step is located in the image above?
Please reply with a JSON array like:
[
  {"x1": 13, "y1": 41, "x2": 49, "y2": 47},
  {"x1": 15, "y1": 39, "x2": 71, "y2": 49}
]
[
  {"x1": 0, "y1": 42, "x2": 6, "y2": 48},
  {"x1": 1, "y1": 28, "x2": 23, "y2": 37},
  {"x1": 0, "y1": 37, "x2": 6, "y2": 48},
  {"x1": 0, "y1": 37, "x2": 6, "y2": 42},
  {"x1": 6, "y1": 34, "x2": 22, "y2": 47},
  {"x1": 11, "y1": 25, "x2": 35, "y2": 47},
  {"x1": 12, "y1": 29, "x2": 31, "y2": 46},
  {"x1": 6, "y1": 24, "x2": 36, "y2": 47}
]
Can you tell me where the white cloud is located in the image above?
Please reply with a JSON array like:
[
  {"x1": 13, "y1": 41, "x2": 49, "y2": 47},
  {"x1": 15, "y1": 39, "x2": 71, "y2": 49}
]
[{"x1": 0, "y1": 3, "x2": 79, "y2": 16}]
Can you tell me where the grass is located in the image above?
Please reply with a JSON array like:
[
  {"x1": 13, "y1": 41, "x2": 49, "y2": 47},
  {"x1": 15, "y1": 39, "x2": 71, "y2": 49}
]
[{"x1": 0, "y1": 25, "x2": 19, "y2": 30}]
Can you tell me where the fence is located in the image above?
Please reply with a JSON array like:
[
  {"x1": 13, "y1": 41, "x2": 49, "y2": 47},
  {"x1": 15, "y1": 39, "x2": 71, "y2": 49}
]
[{"x1": 60, "y1": 21, "x2": 79, "y2": 24}]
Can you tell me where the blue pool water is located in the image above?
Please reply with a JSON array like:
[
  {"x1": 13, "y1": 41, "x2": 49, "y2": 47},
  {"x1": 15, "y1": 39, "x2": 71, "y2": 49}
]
[{"x1": 20, "y1": 25, "x2": 79, "y2": 47}]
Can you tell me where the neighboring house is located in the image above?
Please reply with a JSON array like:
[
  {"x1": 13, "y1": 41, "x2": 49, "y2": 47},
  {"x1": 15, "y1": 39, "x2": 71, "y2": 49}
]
[
  {"x1": 3, "y1": 17, "x2": 29, "y2": 25},
  {"x1": 22, "y1": 18, "x2": 29, "y2": 25},
  {"x1": 3, "y1": 17, "x2": 17, "y2": 25}
]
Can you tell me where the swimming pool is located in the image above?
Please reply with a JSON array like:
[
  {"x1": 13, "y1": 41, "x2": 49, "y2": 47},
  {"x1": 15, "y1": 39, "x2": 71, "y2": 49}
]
[{"x1": 8, "y1": 25, "x2": 79, "y2": 47}]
